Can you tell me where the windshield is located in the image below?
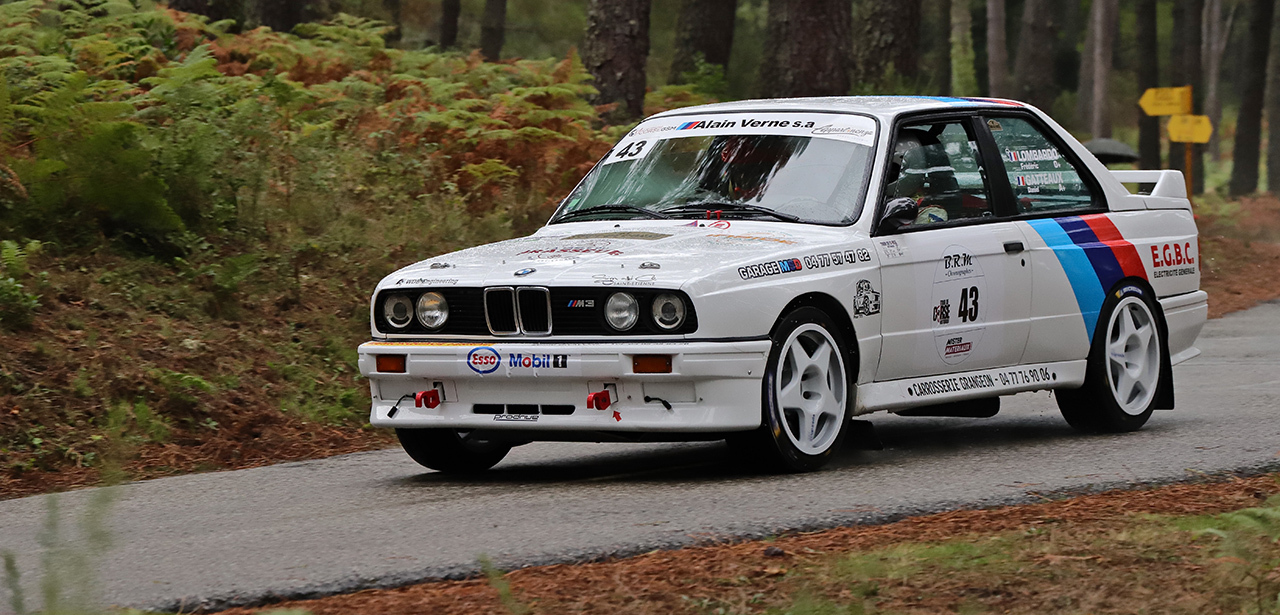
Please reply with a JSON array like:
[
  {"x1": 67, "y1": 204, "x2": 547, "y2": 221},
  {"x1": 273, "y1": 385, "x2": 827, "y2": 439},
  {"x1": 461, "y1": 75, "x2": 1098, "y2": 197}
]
[{"x1": 554, "y1": 113, "x2": 878, "y2": 225}]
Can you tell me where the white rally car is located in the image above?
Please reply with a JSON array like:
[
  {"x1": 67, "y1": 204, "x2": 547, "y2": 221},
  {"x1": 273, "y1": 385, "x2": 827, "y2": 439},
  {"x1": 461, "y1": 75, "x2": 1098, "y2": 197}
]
[{"x1": 358, "y1": 96, "x2": 1208, "y2": 473}]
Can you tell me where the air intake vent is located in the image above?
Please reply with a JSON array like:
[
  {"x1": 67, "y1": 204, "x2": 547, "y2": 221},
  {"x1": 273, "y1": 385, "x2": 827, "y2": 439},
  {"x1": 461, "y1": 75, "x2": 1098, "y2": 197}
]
[
  {"x1": 484, "y1": 288, "x2": 518, "y2": 335},
  {"x1": 517, "y1": 288, "x2": 551, "y2": 335}
]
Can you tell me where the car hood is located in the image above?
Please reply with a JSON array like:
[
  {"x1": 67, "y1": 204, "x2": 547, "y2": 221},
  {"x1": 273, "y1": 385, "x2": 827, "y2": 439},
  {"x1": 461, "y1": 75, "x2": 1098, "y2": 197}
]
[{"x1": 378, "y1": 219, "x2": 863, "y2": 291}]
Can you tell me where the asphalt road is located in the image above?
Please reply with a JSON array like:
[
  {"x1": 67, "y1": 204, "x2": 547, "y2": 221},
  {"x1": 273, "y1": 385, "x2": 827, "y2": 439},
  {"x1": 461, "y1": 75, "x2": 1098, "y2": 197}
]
[{"x1": 2, "y1": 301, "x2": 1279, "y2": 613}]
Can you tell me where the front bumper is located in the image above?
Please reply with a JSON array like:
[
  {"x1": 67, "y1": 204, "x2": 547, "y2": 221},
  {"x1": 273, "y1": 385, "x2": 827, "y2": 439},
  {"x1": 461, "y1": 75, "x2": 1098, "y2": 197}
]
[{"x1": 357, "y1": 340, "x2": 770, "y2": 433}]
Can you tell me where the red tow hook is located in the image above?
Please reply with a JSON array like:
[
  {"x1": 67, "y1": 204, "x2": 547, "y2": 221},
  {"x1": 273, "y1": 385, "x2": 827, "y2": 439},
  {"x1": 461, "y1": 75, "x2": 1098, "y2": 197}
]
[
  {"x1": 586, "y1": 390, "x2": 611, "y2": 411},
  {"x1": 415, "y1": 389, "x2": 441, "y2": 409}
]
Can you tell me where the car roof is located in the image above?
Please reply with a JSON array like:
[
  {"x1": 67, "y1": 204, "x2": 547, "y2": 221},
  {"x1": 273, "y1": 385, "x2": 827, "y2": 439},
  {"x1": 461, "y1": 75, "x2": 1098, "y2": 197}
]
[{"x1": 645, "y1": 96, "x2": 1030, "y2": 123}]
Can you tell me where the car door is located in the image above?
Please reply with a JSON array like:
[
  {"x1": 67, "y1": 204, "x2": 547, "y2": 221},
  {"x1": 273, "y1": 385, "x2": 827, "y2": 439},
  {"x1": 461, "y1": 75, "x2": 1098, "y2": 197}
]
[{"x1": 873, "y1": 115, "x2": 1033, "y2": 381}]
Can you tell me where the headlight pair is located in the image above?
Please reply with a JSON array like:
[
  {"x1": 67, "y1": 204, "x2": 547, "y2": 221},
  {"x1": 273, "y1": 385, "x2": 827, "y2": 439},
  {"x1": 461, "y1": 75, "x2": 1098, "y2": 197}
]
[
  {"x1": 383, "y1": 292, "x2": 449, "y2": 330},
  {"x1": 605, "y1": 292, "x2": 686, "y2": 332}
]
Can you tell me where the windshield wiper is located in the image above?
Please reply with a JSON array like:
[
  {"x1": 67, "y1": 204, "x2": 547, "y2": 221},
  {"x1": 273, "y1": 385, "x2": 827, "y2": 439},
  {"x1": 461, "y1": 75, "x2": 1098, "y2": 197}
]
[
  {"x1": 552, "y1": 204, "x2": 672, "y2": 223},
  {"x1": 660, "y1": 202, "x2": 802, "y2": 223}
]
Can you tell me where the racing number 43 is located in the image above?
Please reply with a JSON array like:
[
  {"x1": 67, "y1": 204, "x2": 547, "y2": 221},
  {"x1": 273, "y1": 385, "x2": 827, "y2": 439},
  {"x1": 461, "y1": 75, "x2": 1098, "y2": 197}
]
[
  {"x1": 958, "y1": 286, "x2": 979, "y2": 322},
  {"x1": 614, "y1": 141, "x2": 647, "y2": 159}
]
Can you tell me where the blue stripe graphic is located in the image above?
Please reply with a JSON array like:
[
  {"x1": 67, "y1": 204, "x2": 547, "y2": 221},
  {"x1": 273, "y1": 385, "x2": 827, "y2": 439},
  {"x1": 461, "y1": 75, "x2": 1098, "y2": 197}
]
[
  {"x1": 908, "y1": 96, "x2": 984, "y2": 106},
  {"x1": 1056, "y1": 216, "x2": 1127, "y2": 295},
  {"x1": 1026, "y1": 219, "x2": 1106, "y2": 342}
]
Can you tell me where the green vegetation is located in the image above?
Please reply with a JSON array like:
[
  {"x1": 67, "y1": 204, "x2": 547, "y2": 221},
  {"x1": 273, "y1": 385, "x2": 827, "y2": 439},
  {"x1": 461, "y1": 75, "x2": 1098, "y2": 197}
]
[{"x1": 0, "y1": 1, "x2": 715, "y2": 489}]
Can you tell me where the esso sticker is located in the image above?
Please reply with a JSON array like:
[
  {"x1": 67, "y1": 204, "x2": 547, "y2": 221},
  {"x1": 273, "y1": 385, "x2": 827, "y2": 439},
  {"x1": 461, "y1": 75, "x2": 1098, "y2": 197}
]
[{"x1": 467, "y1": 347, "x2": 501, "y2": 374}]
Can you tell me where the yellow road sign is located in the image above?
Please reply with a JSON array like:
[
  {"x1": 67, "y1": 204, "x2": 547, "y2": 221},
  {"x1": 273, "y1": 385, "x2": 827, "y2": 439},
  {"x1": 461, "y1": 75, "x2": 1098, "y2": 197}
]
[
  {"x1": 1139, "y1": 86, "x2": 1192, "y2": 116},
  {"x1": 1167, "y1": 114, "x2": 1213, "y2": 143}
]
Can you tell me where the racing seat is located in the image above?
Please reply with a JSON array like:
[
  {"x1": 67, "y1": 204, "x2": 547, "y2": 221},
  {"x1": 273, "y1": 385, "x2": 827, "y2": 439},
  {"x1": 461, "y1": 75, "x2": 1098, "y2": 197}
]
[{"x1": 884, "y1": 128, "x2": 963, "y2": 226}]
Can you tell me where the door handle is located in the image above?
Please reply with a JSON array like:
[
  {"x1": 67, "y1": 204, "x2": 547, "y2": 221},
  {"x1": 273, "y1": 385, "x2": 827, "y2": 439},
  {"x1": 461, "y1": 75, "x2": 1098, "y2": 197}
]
[{"x1": 1003, "y1": 241, "x2": 1025, "y2": 254}]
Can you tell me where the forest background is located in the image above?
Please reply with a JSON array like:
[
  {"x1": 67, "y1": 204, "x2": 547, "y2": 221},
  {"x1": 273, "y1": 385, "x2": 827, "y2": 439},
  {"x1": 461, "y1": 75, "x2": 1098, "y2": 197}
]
[{"x1": 0, "y1": 0, "x2": 1277, "y2": 496}]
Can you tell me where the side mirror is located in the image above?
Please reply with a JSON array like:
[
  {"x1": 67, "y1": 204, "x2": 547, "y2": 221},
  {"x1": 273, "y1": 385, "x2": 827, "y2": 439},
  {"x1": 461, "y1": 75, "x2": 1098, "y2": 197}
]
[{"x1": 878, "y1": 197, "x2": 918, "y2": 234}]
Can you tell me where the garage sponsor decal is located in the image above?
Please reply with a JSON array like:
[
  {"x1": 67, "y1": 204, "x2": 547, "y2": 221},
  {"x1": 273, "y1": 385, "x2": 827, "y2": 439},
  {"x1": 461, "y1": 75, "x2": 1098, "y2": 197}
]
[
  {"x1": 739, "y1": 258, "x2": 803, "y2": 280},
  {"x1": 853, "y1": 279, "x2": 881, "y2": 317},
  {"x1": 1150, "y1": 241, "x2": 1197, "y2": 278},
  {"x1": 1024, "y1": 214, "x2": 1148, "y2": 342},
  {"x1": 904, "y1": 366, "x2": 1057, "y2": 398},
  {"x1": 931, "y1": 245, "x2": 986, "y2": 365}
]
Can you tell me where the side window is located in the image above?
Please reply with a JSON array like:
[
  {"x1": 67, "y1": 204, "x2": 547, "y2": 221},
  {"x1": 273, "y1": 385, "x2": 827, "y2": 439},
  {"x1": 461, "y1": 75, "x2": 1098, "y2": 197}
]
[
  {"x1": 884, "y1": 120, "x2": 992, "y2": 228},
  {"x1": 986, "y1": 116, "x2": 1097, "y2": 214}
]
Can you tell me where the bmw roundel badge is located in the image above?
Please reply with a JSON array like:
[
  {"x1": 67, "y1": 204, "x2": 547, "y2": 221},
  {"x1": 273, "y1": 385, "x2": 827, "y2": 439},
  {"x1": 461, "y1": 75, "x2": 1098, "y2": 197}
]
[{"x1": 514, "y1": 268, "x2": 536, "y2": 277}]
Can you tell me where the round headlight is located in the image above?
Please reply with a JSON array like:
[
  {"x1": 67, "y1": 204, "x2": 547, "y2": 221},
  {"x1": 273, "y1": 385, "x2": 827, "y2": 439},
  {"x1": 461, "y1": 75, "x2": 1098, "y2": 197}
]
[
  {"x1": 383, "y1": 295, "x2": 413, "y2": 328},
  {"x1": 416, "y1": 292, "x2": 449, "y2": 329},
  {"x1": 605, "y1": 292, "x2": 639, "y2": 331},
  {"x1": 652, "y1": 293, "x2": 686, "y2": 330}
]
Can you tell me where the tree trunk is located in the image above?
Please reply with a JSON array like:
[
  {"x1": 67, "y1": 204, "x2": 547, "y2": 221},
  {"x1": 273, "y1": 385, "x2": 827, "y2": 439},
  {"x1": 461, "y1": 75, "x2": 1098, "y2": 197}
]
[
  {"x1": 1090, "y1": 0, "x2": 1119, "y2": 139},
  {"x1": 583, "y1": 0, "x2": 653, "y2": 122},
  {"x1": 169, "y1": 0, "x2": 247, "y2": 27},
  {"x1": 669, "y1": 0, "x2": 737, "y2": 84},
  {"x1": 1075, "y1": 0, "x2": 1096, "y2": 130},
  {"x1": 480, "y1": 0, "x2": 507, "y2": 61},
  {"x1": 439, "y1": 0, "x2": 460, "y2": 48},
  {"x1": 851, "y1": 0, "x2": 922, "y2": 85},
  {"x1": 256, "y1": 0, "x2": 313, "y2": 33},
  {"x1": 1229, "y1": 0, "x2": 1276, "y2": 196},
  {"x1": 1267, "y1": 1, "x2": 1280, "y2": 193},
  {"x1": 1171, "y1": 0, "x2": 1206, "y2": 193},
  {"x1": 950, "y1": 0, "x2": 978, "y2": 96},
  {"x1": 758, "y1": 0, "x2": 852, "y2": 98},
  {"x1": 1137, "y1": 0, "x2": 1162, "y2": 169},
  {"x1": 1203, "y1": 0, "x2": 1236, "y2": 159},
  {"x1": 986, "y1": 0, "x2": 1008, "y2": 97},
  {"x1": 1012, "y1": 0, "x2": 1057, "y2": 111}
]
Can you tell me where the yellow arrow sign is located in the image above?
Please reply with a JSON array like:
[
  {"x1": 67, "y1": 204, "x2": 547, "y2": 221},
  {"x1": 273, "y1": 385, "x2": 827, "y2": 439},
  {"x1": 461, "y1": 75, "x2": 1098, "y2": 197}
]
[
  {"x1": 1139, "y1": 86, "x2": 1192, "y2": 116},
  {"x1": 1167, "y1": 114, "x2": 1213, "y2": 143}
]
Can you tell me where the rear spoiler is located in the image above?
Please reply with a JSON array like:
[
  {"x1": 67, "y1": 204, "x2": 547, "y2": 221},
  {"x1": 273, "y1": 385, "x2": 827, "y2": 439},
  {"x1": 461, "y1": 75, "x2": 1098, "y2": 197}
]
[
  {"x1": 1110, "y1": 170, "x2": 1190, "y2": 211},
  {"x1": 1110, "y1": 170, "x2": 1186, "y2": 198}
]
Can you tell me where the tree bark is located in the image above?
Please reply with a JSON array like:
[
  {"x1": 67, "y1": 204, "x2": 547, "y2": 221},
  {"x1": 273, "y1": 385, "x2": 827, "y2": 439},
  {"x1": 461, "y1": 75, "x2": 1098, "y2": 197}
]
[
  {"x1": 950, "y1": 0, "x2": 978, "y2": 96},
  {"x1": 583, "y1": 0, "x2": 653, "y2": 121},
  {"x1": 480, "y1": 0, "x2": 507, "y2": 61},
  {"x1": 439, "y1": 0, "x2": 461, "y2": 48},
  {"x1": 758, "y1": 0, "x2": 852, "y2": 98},
  {"x1": 255, "y1": 0, "x2": 316, "y2": 33},
  {"x1": 1203, "y1": 0, "x2": 1236, "y2": 159},
  {"x1": 1229, "y1": 0, "x2": 1276, "y2": 196},
  {"x1": 169, "y1": 0, "x2": 246, "y2": 27},
  {"x1": 1090, "y1": 0, "x2": 1119, "y2": 138},
  {"x1": 382, "y1": 0, "x2": 402, "y2": 46},
  {"x1": 851, "y1": 0, "x2": 922, "y2": 85},
  {"x1": 1136, "y1": 0, "x2": 1161, "y2": 169},
  {"x1": 1012, "y1": 0, "x2": 1057, "y2": 111},
  {"x1": 1171, "y1": 0, "x2": 1205, "y2": 193},
  {"x1": 1267, "y1": 0, "x2": 1280, "y2": 193},
  {"x1": 669, "y1": 0, "x2": 737, "y2": 84},
  {"x1": 986, "y1": 0, "x2": 1008, "y2": 97}
]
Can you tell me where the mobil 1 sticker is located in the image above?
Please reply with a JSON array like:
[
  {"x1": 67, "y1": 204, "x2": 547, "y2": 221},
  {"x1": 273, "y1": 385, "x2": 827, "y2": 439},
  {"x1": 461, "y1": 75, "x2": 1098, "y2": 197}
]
[
  {"x1": 930, "y1": 245, "x2": 987, "y2": 365},
  {"x1": 461, "y1": 347, "x2": 582, "y2": 376},
  {"x1": 603, "y1": 112, "x2": 879, "y2": 166}
]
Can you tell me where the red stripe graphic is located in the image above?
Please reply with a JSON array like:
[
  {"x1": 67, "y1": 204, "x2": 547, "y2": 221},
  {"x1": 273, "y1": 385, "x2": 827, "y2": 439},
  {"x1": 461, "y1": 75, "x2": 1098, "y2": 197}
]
[{"x1": 1080, "y1": 214, "x2": 1146, "y2": 278}]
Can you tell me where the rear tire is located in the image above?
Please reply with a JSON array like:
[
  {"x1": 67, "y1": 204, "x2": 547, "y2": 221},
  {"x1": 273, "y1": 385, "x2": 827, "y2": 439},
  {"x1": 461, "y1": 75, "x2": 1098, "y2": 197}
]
[
  {"x1": 1057, "y1": 285, "x2": 1163, "y2": 433},
  {"x1": 395, "y1": 428, "x2": 511, "y2": 474},
  {"x1": 734, "y1": 307, "x2": 854, "y2": 472}
]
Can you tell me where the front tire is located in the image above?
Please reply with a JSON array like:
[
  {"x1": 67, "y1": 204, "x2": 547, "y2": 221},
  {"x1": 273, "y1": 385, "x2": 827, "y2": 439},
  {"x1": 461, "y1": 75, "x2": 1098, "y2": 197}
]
[
  {"x1": 396, "y1": 428, "x2": 512, "y2": 474},
  {"x1": 736, "y1": 307, "x2": 854, "y2": 472},
  {"x1": 1057, "y1": 286, "x2": 1164, "y2": 433}
]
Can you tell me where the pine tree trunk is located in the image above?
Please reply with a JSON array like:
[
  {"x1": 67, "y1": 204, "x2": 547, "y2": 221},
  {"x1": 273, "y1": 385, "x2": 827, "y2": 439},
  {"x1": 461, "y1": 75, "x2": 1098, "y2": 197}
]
[
  {"x1": 851, "y1": 0, "x2": 922, "y2": 85},
  {"x1": 170, "y1": 0, "x2": 246, "y2": 27},
  {"x1": 758, "y1": 0, "x2": 852, "y2": 98},
  {"x1": 669, "y1": 0, "x2": 737, "y2": 84},
  {"x1": 383, "y1": 0, "x2": 402, "y2": 46},
  {"x1": 1267, "y1": 2, "x2": 1280, "y2": 193},
  {"x1": 1229, "y1": 0, "x2": 1276, "y2": 196},
  {"x1": 1012, "y1": 0, "x2": 1057, "y2": 111},
  {"x1": 256, "y1": 0, "x2": 313, "y2": 33},
  {"x1": 583, "y1": 0, "x2": 653, "y2": 122},
  {"x1": 1137, "y1": 0, "x2": 1162, "y2": 169},
  {"x1": 1171, "y1": 0, "x2": 1206, "y2": 193},
  {"x1": 480, "y1": 0, "x2": 507, "y2": 61},
  {"x1": 986, "y1": 0, "x2": 1008, "y2": 97},
  {"x1": 1090, "y1": 0, "x2": 1119, "y2": 139},
  {"x1": 1075, "y1": 0, "x2": 1098, "y2": 130},
  {"x1": 950, "y1": 0, "x2": 978, "y2": 96},
  {"x1": 440, "y1": 0, "x2": 461, "y2": 48}
]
